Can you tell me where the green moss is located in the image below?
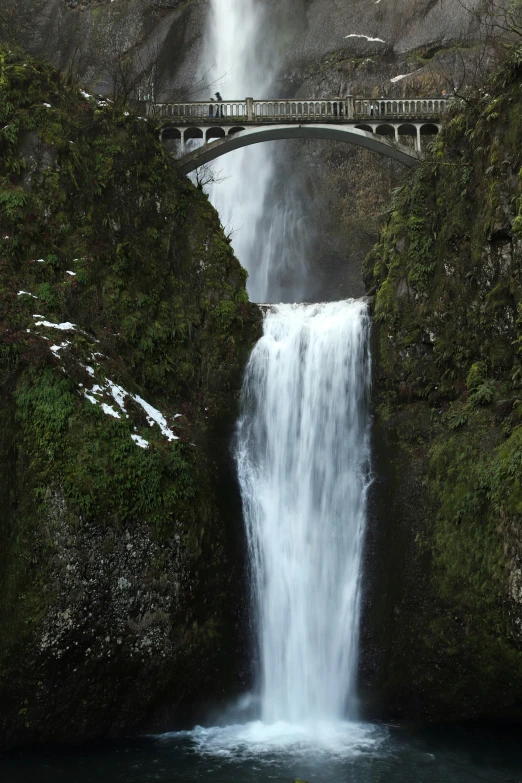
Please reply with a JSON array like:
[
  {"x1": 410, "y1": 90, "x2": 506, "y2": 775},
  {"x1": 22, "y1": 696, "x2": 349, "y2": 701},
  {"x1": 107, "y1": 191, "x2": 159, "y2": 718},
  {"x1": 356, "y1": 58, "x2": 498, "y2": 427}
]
[
  {"x1": 0, "y1": 47, "x2": 261, "y2": 747},
  {"x1": 366, "y1": 44, "x2": 522, "y2": 723}
]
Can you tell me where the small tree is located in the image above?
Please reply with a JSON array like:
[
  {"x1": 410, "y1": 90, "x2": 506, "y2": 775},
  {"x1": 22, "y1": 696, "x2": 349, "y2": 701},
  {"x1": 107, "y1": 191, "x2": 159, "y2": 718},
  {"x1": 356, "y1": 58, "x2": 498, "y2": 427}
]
[
  {"x1": 0, "y1": 0, "x2": 48, "y2": 51},
  {"x1": 435, "y1": 0, "x2": 522, "y2": 101},
  {"x1": 193, "y1": 163, "x2": 229, "y2": 192}
]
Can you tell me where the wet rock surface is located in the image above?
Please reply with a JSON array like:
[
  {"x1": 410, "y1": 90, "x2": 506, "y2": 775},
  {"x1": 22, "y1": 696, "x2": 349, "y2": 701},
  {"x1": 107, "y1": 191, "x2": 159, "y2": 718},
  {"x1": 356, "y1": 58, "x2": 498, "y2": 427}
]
[
  {"x1": 361, "y1": 50, "x2": 522, "y2": 723},
  {"x1": 0, "y1": 51, "x2": 260, "y2": 749}
]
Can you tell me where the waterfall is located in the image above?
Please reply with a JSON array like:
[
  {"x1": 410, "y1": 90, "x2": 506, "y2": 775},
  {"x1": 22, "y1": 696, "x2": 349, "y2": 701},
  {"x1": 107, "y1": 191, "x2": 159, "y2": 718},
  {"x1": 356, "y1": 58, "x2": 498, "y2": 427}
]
[
  {"x1": 202, "y1": 0, "x2": 309, "y2": 302},
  {"x1": 201, "y1": 0, "x2": 373, "y2": 733},
  {"x1": 236, "y1": 300, "x2": 372, "y2": 724}
]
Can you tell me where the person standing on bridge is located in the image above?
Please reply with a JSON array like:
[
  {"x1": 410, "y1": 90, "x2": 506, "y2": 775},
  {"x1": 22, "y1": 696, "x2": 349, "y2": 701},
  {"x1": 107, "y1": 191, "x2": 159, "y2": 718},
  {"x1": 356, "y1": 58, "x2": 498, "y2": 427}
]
[
  {"x1": 215, "y1": 92, "x2": 224, "y2": 118},
  {"x1": 209, "y1": 97, "x2": 215, "y2": 118}
]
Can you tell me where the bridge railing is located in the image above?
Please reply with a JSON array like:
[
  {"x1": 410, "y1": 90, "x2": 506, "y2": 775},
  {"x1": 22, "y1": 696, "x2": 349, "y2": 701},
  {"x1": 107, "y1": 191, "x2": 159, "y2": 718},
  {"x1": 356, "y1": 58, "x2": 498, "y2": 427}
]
[
  {"x1": 151, "y1": 97, "x2": 451, "y2": 123},
  {"x1": 353, "y1": 98, "x2": 449, "y2": 119},
  {"x1": 252, "y1": 100, "x2": 349, "y2": 119},
  {"x1": 152, "y1": 101, "x2": 248, "y2": 120}
]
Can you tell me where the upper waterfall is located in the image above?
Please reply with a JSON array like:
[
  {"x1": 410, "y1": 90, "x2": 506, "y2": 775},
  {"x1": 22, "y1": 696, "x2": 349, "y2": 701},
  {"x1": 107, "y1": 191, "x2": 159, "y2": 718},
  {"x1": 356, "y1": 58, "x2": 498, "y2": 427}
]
[{"x1": 201, "y1": 0, "x2": 309, "y2": 302}]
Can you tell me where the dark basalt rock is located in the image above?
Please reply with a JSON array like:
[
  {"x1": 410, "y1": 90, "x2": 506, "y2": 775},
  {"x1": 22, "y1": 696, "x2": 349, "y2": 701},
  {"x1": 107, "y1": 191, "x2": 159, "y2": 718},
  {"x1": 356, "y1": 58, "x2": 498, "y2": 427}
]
[
  {"x1": 360, "y1": 46, "x2": 522, "y2": 724},
  {"x1": 0, "y1": 49, "x2": 260, "y2": 750}
]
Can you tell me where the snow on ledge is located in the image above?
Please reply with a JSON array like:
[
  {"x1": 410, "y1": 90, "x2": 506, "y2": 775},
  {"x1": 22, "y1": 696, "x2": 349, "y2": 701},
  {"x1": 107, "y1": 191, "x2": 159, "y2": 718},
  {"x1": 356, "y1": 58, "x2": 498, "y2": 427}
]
[
  {"x1": 83, "y1": 376, "x2": 180, "y2": 443},
  {"x1": 101, "y1": 403, "x2": 121, "y2": 419},
  {"x1": 390, "y1": 70, "x2": 420, "y2": 83},
  {"x1": 134, "y1": 393, "x2": 179, "y2": 441},
  {"x1": 131, "y1": 434, "x2": 149, "y2": 449},
  {"x1": 34, "y1": 319, "x2": 76, "y2": 331},
  {"x1": 50, "y1": 341, "x2": 70, "y2": 355},
  {"x1": 345, "y1": 34, "x2": 385, "y2": 43}
]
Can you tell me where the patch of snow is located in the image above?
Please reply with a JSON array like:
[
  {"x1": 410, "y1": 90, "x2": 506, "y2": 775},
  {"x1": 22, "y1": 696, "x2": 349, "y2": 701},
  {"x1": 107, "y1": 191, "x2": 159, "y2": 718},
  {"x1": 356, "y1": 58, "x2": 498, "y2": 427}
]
[
  {"x1": 34, "y1": 319, "x2": 76, "y2": 331},
  {"x1": 84, "y1": 391, "x2": 99, "y2": 405},
  {"x1": 106, "y1": 379, "x2": 128, "y2": 416},
  {"x1": 345, "y1": 34, "x2": 385, "y2": 43},
  {"x1": 82, "y1": 365, "x2": 95, "y2": 377},
  {"x1": 50, "y1": 341, "x2": 70, "y2": 355},
  {"x1": 36, "y1": 258, "x2": 45, "y2": 263},
  {"x1": 42, "y1": 103, "x2": 51, "y2": 108},
  {"x1": 80, "y1": 90, "x2": 92, "y2": 99},
  {"x1": 82, "y1": 376, "x2": 179, "y2": 440},
  {"x1": 101, "y1": 403, "x2": 121, "y2": 419},
  {"x1": 131, "y1": 434, "x2": 149, "y2": 449},
  {"x1": 18, "y1": 290, "x2": 37, "y2": 298},
  {"x1": 66, "y1": 271, "x2": 76, "y2": 276},
  {"x1": 2, "y1": 235, "x2": 9, "y2": 240},
  {"x1": 390, "y1": 70, "x2": 420, "y2": 83},
  {"x1": 133, "y1": 393, "x2": 178, "y2": 441}
]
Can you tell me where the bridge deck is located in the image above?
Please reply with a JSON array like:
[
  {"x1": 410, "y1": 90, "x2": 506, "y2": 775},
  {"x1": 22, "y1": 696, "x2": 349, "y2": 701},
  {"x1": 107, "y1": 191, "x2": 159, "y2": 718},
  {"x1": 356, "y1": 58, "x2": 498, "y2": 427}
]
[{"x1": 149, "y1": 96, "x2": 451, "y2": 125}]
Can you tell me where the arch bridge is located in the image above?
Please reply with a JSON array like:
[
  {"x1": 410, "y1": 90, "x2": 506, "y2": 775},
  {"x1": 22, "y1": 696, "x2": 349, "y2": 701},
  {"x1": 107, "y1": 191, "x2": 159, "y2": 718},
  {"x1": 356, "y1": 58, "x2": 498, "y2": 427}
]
[{"x1": 149, "y1": 96, "x2": 450, "y2": 173}]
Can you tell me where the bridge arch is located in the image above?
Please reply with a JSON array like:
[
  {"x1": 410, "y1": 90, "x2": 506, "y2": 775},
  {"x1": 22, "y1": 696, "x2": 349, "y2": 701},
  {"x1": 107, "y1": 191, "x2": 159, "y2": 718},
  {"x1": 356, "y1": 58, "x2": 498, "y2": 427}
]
[
  {"x1": 162, "y1": 127, "x2": 181, "y2": 141},
  {"x1": 184, "y1": 127, "x2": 204, "y2": 142},
  {"x1": 206, "y1": 127, "x2": 226, "y2": 142},
  {"x1": 375, "y1": 124, "x2": 396, "y2": 139},
  {"x1": 398, "y1": 123, "x2": 417, "y2": 137},
  {"x1": 172, "y1": 123, "x2": 421, "y2": 175},
  {"x1": 420, "y1": 123, "x2": 439, "y2": 136}
]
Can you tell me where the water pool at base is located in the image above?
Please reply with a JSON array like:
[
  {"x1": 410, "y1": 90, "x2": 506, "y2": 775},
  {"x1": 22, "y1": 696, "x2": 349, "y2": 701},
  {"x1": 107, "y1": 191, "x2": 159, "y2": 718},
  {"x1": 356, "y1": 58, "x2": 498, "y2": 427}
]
[{"x1": 2, "y1": 721, "x2": 521, "y2": 782}]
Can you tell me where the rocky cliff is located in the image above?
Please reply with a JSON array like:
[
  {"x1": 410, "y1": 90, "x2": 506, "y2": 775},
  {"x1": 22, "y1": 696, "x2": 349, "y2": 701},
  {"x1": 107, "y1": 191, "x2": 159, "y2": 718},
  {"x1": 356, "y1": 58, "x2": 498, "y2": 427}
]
[
  {"x1": 0, "y1": 48, "x2": 260, "y2": 749},
  {"x1": 362, "y1": 43, "x2": 522, "y2": 723},
  {"x1": 1, "y1": 1, "x2": 491, "y2": 302}
]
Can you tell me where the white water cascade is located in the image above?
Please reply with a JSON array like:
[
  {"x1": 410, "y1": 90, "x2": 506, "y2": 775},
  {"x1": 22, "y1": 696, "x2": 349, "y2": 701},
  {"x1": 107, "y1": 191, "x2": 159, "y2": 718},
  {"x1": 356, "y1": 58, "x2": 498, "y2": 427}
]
[
  {"x1": 202, "y1": 0, "x2": 309, "y2": 302},
  {"x1": 236, "y1": 300, "x2": 372, "y2": 725}
]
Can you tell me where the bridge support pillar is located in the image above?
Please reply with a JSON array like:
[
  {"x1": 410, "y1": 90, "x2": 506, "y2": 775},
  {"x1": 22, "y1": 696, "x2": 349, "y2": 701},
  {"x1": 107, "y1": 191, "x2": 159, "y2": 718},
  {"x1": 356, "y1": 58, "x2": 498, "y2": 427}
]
[
  {"x1": 415, "y1": 125, "x2": 421, "y2": 152},
  {"x1": 246, "y1": 97, "x2": 254, "y2": 121}
]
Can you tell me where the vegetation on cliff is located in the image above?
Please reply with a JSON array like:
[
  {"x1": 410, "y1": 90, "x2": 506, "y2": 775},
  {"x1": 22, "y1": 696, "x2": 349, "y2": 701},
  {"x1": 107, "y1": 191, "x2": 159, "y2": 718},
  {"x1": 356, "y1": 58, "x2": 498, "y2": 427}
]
[
  {"x1": 0, "y1": 48, "x2": 259, "y2": 748},
  {"x1": 364, "y1": 44, "x2": 522, "y2": 722}
]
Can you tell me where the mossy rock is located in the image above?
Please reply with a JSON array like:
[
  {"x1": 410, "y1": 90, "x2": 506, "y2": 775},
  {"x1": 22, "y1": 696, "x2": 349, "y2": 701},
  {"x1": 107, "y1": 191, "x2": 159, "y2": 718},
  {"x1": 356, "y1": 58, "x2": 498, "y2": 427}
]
[
  {"x1": 0, "y1": 47, "x2": 261, "y2": 749},
  {"x1": 363, "y1": 44, "x2": 522, "y2": 724}
]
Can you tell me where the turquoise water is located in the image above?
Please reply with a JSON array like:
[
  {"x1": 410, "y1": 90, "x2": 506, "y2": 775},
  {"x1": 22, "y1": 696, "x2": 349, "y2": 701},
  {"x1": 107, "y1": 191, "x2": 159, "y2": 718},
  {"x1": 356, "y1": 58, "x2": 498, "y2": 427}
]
[{"x1": 2, "y1": 721, "x2": 521, "y2": 782}]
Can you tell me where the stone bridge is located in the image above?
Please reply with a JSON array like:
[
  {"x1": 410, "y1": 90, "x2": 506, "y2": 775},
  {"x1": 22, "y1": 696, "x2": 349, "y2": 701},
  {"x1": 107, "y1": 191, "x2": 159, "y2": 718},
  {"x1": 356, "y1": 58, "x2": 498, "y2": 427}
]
[{"x1": 149, "y1": 97, "x2": 450, "y2": 173}]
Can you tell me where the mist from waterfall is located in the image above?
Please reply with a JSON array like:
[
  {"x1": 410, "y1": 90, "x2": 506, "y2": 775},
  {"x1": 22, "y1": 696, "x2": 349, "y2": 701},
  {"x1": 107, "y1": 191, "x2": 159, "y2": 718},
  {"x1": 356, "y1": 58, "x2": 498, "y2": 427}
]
[
  {"x1": 236, "y1": 300, "x2": 372, "y2": 724},
  {"x1": 202, "y1": 0, "x2": 309, "y2": 302}
]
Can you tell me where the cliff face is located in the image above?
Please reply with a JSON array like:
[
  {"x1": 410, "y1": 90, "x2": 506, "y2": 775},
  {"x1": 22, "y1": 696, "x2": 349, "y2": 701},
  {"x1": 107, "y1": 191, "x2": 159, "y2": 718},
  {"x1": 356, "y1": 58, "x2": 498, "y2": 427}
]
[
  {"x1": 0, "y1": 49, "x2": 260, "y2": 749},
  {"x1": 362, "y1": 45, "x2": 522, "y2": 723},
  {"x1": 2, "y1": 1, "x2": 490, "y2": 303},
  {"x1": 267, "y1": 0, "x2": 488, "y2": 301}
]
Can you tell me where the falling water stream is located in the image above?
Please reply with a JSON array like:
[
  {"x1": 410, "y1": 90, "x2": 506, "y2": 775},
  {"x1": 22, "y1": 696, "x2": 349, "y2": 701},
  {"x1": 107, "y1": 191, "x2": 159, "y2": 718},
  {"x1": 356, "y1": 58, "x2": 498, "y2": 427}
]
[
  {"x1": 203, "y1": 0, "x2": 373, "y2": 739},
  {"x1": 236, "y1": 300, "x2": 371, "y2": 726},
  {"x1": 201, "y1": 0, "x2": 308, "y2": 302}
]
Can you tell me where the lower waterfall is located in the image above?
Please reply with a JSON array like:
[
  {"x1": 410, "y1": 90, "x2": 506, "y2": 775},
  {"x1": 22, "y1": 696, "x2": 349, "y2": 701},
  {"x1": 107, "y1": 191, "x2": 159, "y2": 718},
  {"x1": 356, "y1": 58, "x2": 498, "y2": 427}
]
[{"x1": 235, "y1": 299, "x2": 372, "y2": 725}]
